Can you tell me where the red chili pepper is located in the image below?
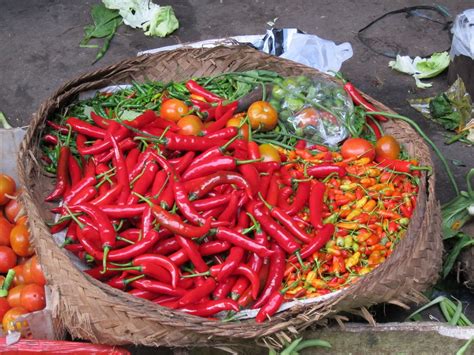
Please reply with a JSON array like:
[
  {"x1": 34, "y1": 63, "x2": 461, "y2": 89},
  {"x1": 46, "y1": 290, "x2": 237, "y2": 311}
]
[
  {"x1": 49, "y1": 219, "x2": 70, "y2": 234},
  {"x1": 128, "y1": 288, "x2": 157, "y2": 301},
  {"x1": 255, "y1": 290, "x2": 284, "y2": 323},
  {"x1": 238, "y1": 164, "x2": 260, "y2": 196},
  {"x1": 83, "y1": 157, "x2": 96, "y2": 178},
  {"x1": 46, "y1": 120, "x2": 69, "y2": 134},
  {"x1": 282, "y1": 181, "x2": 311, "y2": 216},
  {"x1": 210, "y1": 247, "x2": 244, "y2": 283},
  {"x1": 265, "y1": 174, "x2": 280, "y2": 206},
  {"x1": 202, "y1": 103, "x2": 238, "y2": 134},
  {"x1": 212, "y1": 264, "x2": 260, "y2": 299},
  {"x1": 128, "y1": 148, "x2": 154, "y2": 181},
  {"x1": 127, "y1": 161, "x2": 159, "y2": 205},
  {"x1": 252, "y1": 243, "x2": 285, "y2": 309},
  {"x1": 90, "y1": 184, "x2": 123, "y2": 206},
  {"x1": 213, "y1": 227, "x2": 274, "y2": 258},
  {"x1": 45, "y1": 146, "x2": 70, "y2": 202},
  {"x1": 176, "y1": 235, "x2": 208, "y2": 273},
  {"x1": 129, "y1": 254, "x2": 180, "y2": 289},
  {"x1": 309, "y1": 181, "x2": 326, "y2": 230},
  {"x1": 249, "y1": 202, "x2": 300, "y2": 254},
  {"x1": 68, "y1": 186, "x2": 96, "y2": 206},
  {"x1": 191, "y1": 195, "x2": 231, "y2": 211},
  {"x1": 253, "y1": 162, "x2": 280, "y2": 173},
  {"x1": 178, "y1": 277, "x2": 217, "y2": 306},
  {"x1": 84, "y1": 265, "x2": 120, "y2": 281},
  {"x1": 217, "y1": 191, "x2": 240, "y2": 224},
  {"x1": 182, "y1": 154, "x2": 258, "y2": 181},
  {"x1": 90, "y1": 112, "x2": 111, "y2": 128},
  {"x1": 152, "y1": 237, "x2": 179, "y2": 255},
  {"x1": 173, "y1": 177, "x2": 207, "y2": 226},
  {"x1": 161, "y1": 132, "x2": 227, "y2": 152},
  {"x1": 63, "y1": 175, "x2": 96, "y2": 206},
  {"x1": 260, "y1": 199, "x2": 312, "y2": 244},
  {"x1": 67, "y1": 155, "x2": 82, "y2": 186},
  {"x1": 151, "y1": 170, "x2": 168, "y2": 198},
  {"x1": 99, "y1": 204, "x2": 146, "y2": 218},
  {"x1": 212, "y1": 276, "x2": 237, "y2": 300},
  {"x1": 204, "y1": 127, "x2": 238, "y2": 140},
  {"x1": 188, "y1": 172, "x2": 252, "y2": 200},
  {"x1": 157, "y1": 178, "x2": 174, "y2": 210},
  {"x1": 131, "y1": 278, "x2": 187, "y2": 297},
  {"x1": 70, "y1": 204, "x2": 116, "y2": 249},
  {"x1": 78, "y1": 229, "x2": 161, "y2": 262},
  {"x1": 127, "y1": 110, "x2": 157, "y2": 128},
  {"x1": 288, "y1": 223, "x2": 335, "y2": 263},
  {"x1": 199, "y1": 240, "x2": 231, "y2": 256},
  {"x1": 366, "y1": 116, "x2": 382, "y2": 139},
  {"x1": 185, "y1": 80, "x2": 222, "y2": 103},
  {"x1": 375, "y1": 156, "x2": 428, "y2": 173},
  {"x1": 190, "y1": 98, "x2": 211, "y2": 110},
  {"x1": 170, "y1": 151, "x2": 196, "y2": 175},
  {"x1": 109, "y1": 133, "x2": 130, "y2": 204},
  {"x1": 344, "y1": 82, "x2": 388, "y2": 122},
  {"x1": 237, "y1": 287, "x2": 254, "y2": 308},
  {"x1": 95, "y1": 138, "x2": 137, "y2": 164},
  {"x1": 150, "y1": 202, "x2": 211, "y2": 238},
  {"x1": 66, "y1": 117, "x2": 107, "y2": 139},
  {"x1": 178, "y1": 299, "x2": 239, "y2": 317},
  {"x1": 258, "y1": 173, "x2": 273, "y2": 201},
  {"x1": 307, "y1": 164, "x2": 346, "y2": 178}
]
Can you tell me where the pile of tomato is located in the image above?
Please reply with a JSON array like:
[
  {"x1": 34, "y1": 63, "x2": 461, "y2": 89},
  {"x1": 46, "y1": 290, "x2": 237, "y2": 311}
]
[{"x1": 0, "y1": 173, "x2": 46, "y2": 333}]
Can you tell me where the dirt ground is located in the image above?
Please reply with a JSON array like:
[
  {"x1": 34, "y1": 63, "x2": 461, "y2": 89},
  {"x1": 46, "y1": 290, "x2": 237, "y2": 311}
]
[{"x1": 1, "y1": 0, "x2": 473, "y2": 353}]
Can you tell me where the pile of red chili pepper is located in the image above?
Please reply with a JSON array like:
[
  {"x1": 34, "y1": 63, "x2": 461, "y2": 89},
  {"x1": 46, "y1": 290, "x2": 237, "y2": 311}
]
[{"x1": 39, "y1": 73, "x2": 426, "y2": 322}]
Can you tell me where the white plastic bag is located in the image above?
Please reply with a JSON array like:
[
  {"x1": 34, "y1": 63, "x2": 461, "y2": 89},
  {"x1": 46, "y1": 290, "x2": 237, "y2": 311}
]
[
  {"x1": 450, "y1": 9, "x2": 474, "y2": 59},
  {"x1": 279, "y1": 32, "x2": 353, "y2": 74}
]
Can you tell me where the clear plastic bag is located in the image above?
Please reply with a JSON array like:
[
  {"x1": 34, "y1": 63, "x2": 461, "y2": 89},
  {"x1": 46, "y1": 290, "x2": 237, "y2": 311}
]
[
  {"x1": 269, "y1": 75, "x2": 354, "y2": 146},
  {"x1": 450, "y1": 9, "x2": 474, "y2": 59}
]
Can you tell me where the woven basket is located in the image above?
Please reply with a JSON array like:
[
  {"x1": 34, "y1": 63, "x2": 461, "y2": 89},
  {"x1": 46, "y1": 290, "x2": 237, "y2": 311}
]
[{"x1": 17, "y1": 45, "x2": 442, "y2": 348}]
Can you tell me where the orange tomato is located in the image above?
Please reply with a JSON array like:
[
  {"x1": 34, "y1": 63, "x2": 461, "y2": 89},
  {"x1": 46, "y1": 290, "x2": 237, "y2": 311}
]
[
  {"x1": 0, "y1": 297, "x2": 11, "y2": 322},
  {"x1": 10, "y1": 224, "x2": 34, "y2": 257},
  {"x1": 2, "y1": 306, "x2": 27, "y2": 332},
  {"x1": 341, "y1": 138, "x2": 375, "y2": 162},
  {"x1": 0, "y1": 174, "x2": 16, "y2": 205},
  {"x1": 0, "y1": 217, "x2": 13, "y2": 246},
  {"x1": 20, "y1": 284, "x2": 46, "y2": 312},
  {"x1": 0, "y1": 246, "x2": 16, "y2": 273},
  {"x1": 4, "y1": 193, "x2": 23, "y2": 223},
  {"x1": 375, "y1": 135, "x2": 401, "y2": 160},
  {"x1": 177, "y1": 115, "x2": 203, "y2": 136},
  {"x1": 247, "y1": 101, "x2": 278, "y2": 131},
  {"x1": 22, "y1": 257, "x2": 33, "y2": 284},
  {"x1": 16, "y1": 215, "x2": 28, "y2": 226},
  {"x1": 29, "y1": 256, "x2": 46, "y2": 286},
  {"x1": 7, "y1": 285, "x2": 25, "y2": 308},
  {"x1": 258, "y1": 143, "x2": 281, "y2": 163},
  {"x1": 12, "y1": 264, "x2": 25, "y2": 287},
  {"x1": 226, "y1": 116, "x2": 249, "y2": 141},
  {"x1": 160, "y1": 99, "x2": 189, "y2": 122}
]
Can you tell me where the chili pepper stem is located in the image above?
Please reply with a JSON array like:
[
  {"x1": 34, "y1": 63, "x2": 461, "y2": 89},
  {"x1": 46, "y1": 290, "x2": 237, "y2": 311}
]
[
  {"x1": 235, "y1": 158, "x2": 264, "y2": 165},
  {"x1": 60, "y1": 237, "x2": 74, "y2": 248},
  {"x1": 181, "y1": 271, "x2": 210, "y2": 278},
  {"x1": 116, "y1": 236, "x2": 135, "y2": 244},
  {"x1": 108, "y1": 266, "x2": 141, "y2": 272},
  {"x1": 101, "y1": 246, "x2": 110, "y2": 274},
  {"x1": 63, "y1": 205, "x2": 85, "y2": 229},
  {"x1": 109, "y1": 261, "x2": 133, "y2": 267},
  {"x1": 0, "y1": 269, "x2": 16, "y2": 297}
]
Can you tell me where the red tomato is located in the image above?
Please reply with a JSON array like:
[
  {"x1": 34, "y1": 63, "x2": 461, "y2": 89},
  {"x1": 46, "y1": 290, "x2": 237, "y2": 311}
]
[
  {"x1": 341, "y1": 138, "x2": 375, "y2": 161},
  {"x1": 2, "y1": 306, "x2": 27, "y2": 332},
  {"x1": 0, "y1": 298, "x2": 11, "y2": 322},
  {"x1": 375, "y1": 135, "x2": 401, "y2": 160},
  {"x1": 160, "y1": 99, "x2": 189, "y2": 122},
  {"x1": 12, "y1": 264, "x2": 25, "y2": 287},
  {"x1": 247, "y1": 101, "x2": 278, "y2": 131},
  {"x1": 10, "y1": 224, "x2": 34, "y2": 257},
  {"x1": 4, "y1": 193, "x2": 23, "y2": 223},
  {"x1": 29, "y1": 256, "x2": 46, "y2": 286},
  {"x1": 177, "y1": 115, "x2": 203, "y2": 136},
  {"x1": 0, "y1": 174, "x2": 16, "y2": 205},
  {"x1": 0, "y1": 217, "x2": 13, "y2": 246},
  {"x1": 7, "y1": 285, "x2": 25, "y2": 308},
  {"x1": 0, "y1": 246, "x2": 17, "y2": 273},
  {"x1": 20, "y1": 283, "x2": 46, "y2": 312},
  {"x1": 259, "y1": 143, "x2": 281, "y2": 163},
  {"x1": 22, "y1": 257, "x2": 33, "y2": 284}
]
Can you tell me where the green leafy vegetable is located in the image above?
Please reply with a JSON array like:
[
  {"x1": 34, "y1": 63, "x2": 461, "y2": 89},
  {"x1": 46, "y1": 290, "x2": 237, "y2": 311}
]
[
  {"x1": 145, "y1": 6, "x2": 179, "y2": 37},
  {"x1": 102, "y1": 0, "x2": 179, "y2": 37},
  {"x1": 429, "y1": 93, "x2": 463, "y2": 131},
  {"x1": 389, "y1": 52, "x2": 450, "y2": 88},
  {"x1": 80, "y1": 4, "x2": 122, "y2": 63}
]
